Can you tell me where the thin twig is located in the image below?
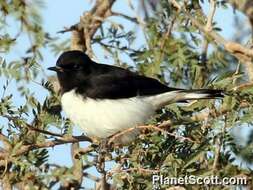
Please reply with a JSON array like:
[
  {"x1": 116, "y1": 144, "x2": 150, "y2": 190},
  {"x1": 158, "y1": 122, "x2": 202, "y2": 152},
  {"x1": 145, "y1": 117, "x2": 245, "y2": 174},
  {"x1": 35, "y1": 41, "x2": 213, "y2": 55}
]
[
  {"x1": 158, "y1": 16, "x2": 176, "y2": 63},
  {"x1": 232, "y1": 82, "x2": 253, "y2": 91},
  {"x1": 0, "y1": 135, "x2": 92, "y2": 159},
  {"x1": 212, "y1": 137, "x2": 221, "y2": 172},
  {"x1": 111, "y1": 11, "x2": 138, "y2": 23},
  {"x1": 83, "y1": 172, "x2": 100, "y2": 182},
  {"x1": 205, "y1": 0, "x2": 216, "y2": 32},
  {"x1": 108, "y1": 125, "x2": 196, "y2": 145},
  {"x1": 26, "y1": 124, "x2": 63, "y2": 137},
  {"x1": 77, "y1": 146, "x2": 94, "y2": 156},
  {"x1": 212, "y1": 114, "x2": 227, "y2": 172},
  {"x1": 2, "y1": 114, "x2": 66, "y2": 138},
  {"x1": 57, "y1": 24, "x2": 78, "y2": 34},
  {"x1": 98, "y1": 41, "x2": 141, "y2": 54},
  {"x1": 107, "y1": 165, "x2": 159, "y2": 177}
]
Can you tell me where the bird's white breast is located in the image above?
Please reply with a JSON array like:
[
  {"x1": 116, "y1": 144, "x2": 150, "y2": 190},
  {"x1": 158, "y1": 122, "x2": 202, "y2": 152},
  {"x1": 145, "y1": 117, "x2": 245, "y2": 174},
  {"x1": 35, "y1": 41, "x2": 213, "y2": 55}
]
[{"x1": 61, "y1": 90, "x2": 155, "y2": 141}]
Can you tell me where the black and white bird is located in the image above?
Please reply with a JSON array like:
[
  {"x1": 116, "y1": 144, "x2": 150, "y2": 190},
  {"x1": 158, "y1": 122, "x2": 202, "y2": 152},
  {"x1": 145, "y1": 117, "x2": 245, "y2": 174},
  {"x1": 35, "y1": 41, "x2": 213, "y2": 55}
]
[{"x1": 48, "y1": 50, "x2": 224, "y2": 144}]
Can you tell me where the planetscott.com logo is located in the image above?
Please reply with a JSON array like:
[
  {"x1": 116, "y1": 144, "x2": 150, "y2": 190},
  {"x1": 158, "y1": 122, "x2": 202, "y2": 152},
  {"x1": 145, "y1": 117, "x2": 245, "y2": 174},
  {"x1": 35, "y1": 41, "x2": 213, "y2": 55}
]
[{"x1": 152, "y1": 175, "x2": 247, "y2": 186}]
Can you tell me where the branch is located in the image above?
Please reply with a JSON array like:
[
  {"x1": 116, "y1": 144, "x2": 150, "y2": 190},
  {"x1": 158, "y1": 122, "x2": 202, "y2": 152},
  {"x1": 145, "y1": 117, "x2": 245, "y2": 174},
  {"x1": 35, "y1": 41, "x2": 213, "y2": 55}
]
[
  {"x1": 59, "y1": 0, "x2": 117, "y2": 56},
  {"x1": 25, "y1": 124, "x2": 63, "y2": 138},
  {"x1": 212, "y1": 137, "x2": 221, "y2": 172},
  {"x1": 205, "y1": 0, "x2": 216, "y2": 32},
  {"x1": 108, "y1": 125, "x2": 196, "y2": 145},
  {"x1": 107, "y1": 164, "x2": 159, "y2": 178},
  {"x1": 169, "y1": 0, "x2": 253, "y2": 80},
  {"x1": 98, "y1": 41, "x2": 141, "y2": 53},
  {"x1": 57, "y1": 24, "x2": 78, "y2": 34},
  {"x1": 232, "y1": 81, "x2": 253, "y2": 91},
  {"x1": 14, "y1": 136, "x2": 92, "y2": 156},
  {"x1": 71, "y1": 29, "x2": 86, "y2": 52},
  {"x1": 87, "y1": 0, "x2": 116, "y2": 36},
  {"x1": 83, "y1": 172, "x2": 100, "y2": 182},
  {"x1": 158, "y1": 15, "x2": 176, "y2": 64},
  {"x1": 69, "y1": 143, "x2": 83, "y2": 189},
  {"x1": 2, "y1": 114, "x2": 64, "y2": 138},
  {"x1": 0, "y1": 135, "x2": 92, "y2": 159},
  {"x1": 111, "y1": 11, "x2": 139, "y2": 24},
  {"x1": 213, "y1": 114, "x2": 227, "y2": 172}
]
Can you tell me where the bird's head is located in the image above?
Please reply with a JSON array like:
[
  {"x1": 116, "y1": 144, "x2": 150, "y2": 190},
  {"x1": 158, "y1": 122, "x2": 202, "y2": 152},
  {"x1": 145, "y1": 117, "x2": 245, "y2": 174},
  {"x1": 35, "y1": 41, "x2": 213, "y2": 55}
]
[{"x1": 48, "y1": 50, "x2": 92, "y2": 92}]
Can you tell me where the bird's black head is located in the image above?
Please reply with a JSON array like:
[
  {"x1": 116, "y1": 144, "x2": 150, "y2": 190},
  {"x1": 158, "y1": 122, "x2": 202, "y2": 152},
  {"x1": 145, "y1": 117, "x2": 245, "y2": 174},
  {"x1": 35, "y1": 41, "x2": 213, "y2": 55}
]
[{"x1": 48, "y1": 50, "x2": 93, "y2": 93}]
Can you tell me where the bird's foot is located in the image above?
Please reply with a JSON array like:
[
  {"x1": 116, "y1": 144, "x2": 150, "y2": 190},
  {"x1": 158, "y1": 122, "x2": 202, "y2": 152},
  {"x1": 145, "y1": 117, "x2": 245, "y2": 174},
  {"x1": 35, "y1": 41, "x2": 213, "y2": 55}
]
[{"x1": 95, "y1": 138, "x2": 109, "y2": 173}]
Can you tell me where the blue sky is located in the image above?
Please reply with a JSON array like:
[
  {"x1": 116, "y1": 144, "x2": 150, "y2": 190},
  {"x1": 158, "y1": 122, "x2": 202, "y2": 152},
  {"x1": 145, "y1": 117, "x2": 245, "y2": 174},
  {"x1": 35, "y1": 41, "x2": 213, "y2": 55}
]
[{"x1": 1, "y1": 0, "x2": 252, "y2": 188}]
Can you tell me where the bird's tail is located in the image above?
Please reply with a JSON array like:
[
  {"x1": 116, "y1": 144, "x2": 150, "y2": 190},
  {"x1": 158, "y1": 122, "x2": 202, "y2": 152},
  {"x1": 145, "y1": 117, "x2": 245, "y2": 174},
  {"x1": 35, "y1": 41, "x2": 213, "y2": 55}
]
[{"x1": 145, "y1": 89, "x2": 224, "y2": 109}]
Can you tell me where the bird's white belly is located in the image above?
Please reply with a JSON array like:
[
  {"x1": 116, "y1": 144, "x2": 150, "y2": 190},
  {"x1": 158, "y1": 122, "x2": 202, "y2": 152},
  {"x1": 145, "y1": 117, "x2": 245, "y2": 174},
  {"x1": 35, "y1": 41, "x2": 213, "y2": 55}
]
[{"x1": 61, "y1": 90, "x2": 155, "y2": 139}]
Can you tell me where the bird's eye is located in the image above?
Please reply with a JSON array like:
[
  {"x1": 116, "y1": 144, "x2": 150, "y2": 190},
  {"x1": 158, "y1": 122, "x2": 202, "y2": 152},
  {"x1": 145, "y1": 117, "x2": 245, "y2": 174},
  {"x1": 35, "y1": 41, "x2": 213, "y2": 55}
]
[
  {"x1": 61, "y1": 63, "x2": 80, "y2": 70},
  {"x1": 73, "y1": 64, "x2": 80, "y2": 69}
]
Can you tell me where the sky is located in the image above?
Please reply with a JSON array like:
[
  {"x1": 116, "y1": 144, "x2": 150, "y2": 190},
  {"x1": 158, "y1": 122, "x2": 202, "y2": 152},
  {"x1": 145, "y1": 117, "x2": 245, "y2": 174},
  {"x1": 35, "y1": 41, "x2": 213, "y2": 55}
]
[{"x1": 0, "y1": 0, "x2": 252, "y2": 188}]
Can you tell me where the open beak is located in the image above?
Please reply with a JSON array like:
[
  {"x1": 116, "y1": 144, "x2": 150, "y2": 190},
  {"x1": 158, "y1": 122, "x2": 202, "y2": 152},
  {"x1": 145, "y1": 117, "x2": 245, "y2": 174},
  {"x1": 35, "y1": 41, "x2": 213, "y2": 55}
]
[{"x1": 47, "y1": 66, "x2": 64, "y2": 72}]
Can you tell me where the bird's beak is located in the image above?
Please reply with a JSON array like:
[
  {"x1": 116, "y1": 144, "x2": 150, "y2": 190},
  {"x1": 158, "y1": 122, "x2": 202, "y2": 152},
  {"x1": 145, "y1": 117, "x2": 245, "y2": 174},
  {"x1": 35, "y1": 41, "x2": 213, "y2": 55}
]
[{"x1": 47, "y1": 66, "x2": 64, "y2": 72}]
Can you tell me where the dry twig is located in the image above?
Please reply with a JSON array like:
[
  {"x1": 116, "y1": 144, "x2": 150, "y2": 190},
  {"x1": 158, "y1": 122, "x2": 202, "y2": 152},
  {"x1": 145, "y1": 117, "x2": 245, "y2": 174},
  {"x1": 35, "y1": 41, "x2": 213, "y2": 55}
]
[{"x1": 108, "y1": 125, "x2": 196, "y2": 145}]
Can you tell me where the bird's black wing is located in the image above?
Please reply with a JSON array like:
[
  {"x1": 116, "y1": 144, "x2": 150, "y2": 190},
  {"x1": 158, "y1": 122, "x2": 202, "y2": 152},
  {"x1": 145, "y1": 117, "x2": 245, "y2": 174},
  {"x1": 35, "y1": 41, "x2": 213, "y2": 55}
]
[{"x1": 76, "y1": 64, "x2": 179, "y2": 99}]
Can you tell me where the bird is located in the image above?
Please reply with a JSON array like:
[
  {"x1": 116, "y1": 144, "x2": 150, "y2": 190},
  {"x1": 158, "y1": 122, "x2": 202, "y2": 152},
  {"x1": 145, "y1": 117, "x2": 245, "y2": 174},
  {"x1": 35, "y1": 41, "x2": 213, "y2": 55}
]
[{"x1": 48, "y1": 50, "x2": 224, "y2": 144}]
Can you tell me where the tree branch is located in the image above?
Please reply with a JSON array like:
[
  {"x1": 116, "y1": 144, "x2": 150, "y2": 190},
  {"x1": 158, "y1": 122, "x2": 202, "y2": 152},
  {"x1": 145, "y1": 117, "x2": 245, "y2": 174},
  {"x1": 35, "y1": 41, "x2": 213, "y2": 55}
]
[
  {"x1": 169, "y1": 0, "x2": 253, "y2": 80},
  {"x1": 70, "y1": 143, "x2": 83, "y2": 189},
  {"x1": 0, "y1": 135, "x2": 92, "y2": 159},
  {"x1": 108, "y1": 125, "x2": 196, "y2": 145},
  {"x1": 205, "y1": 0, "x2": 216, "y2": 32},
  {"x1": 83, "y1": 172, "x2": 100, "y2": 182},
  {"x1": 111, "y1": 11, "x2": 138, "y2": 23},
  {"x1": 2, "y1": 114, "x2": 63, "y2": 138}
]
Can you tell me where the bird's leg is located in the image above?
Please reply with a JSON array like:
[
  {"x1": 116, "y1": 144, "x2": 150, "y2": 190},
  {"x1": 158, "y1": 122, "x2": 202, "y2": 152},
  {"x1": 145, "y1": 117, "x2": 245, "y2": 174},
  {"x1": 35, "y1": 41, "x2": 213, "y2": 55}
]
[
  {"x1": 100, "y1": 138, "x2": 108, "y2": 154},
  {"x1": 95, "y1": 138, "x2": 108, "y2": 173}
]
